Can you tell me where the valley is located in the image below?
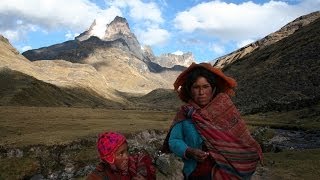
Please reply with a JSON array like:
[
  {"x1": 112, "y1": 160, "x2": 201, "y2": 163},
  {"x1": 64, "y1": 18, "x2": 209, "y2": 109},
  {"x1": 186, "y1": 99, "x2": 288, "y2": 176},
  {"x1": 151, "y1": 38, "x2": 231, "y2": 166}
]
[
  {"x1": 1, "y1": 106, "x2": 320, "y2": 179},
  {"x1": 0, "y1": 10, "x2": 319, "y2": 180}
]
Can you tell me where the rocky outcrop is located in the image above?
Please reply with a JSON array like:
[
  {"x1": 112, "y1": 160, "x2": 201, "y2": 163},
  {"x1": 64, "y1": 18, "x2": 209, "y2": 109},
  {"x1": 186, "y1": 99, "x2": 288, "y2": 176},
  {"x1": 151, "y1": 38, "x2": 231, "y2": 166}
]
[
  {"x1": 76, "y1": 16, "x2": 144, "y2": 61},
  {"x1": 213, "y1": 11, "x2": 320, "y2": 68},
  {"x1": 142, "y1": 45, "x2": 194, "y2": 68},
  {"x1": 153, "y1": 52, "x2": 194, "y2": 68},
  {"x1": 0, "y1": 129, "x2": 279, "y2": 179},
  {"x1": 75, "y1": 19, "x2": 97, "y2": 41},
  {"x1": 141, "y1": 45, "x2": 156, "y2": 62}
]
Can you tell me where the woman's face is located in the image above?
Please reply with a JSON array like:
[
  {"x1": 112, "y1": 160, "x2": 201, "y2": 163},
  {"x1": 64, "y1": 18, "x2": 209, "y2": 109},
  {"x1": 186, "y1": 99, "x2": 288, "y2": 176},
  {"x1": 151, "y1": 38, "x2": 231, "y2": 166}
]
[
  {"x1": 114, "y1": 142, "x2": 129, "y2": 172},
  {"x1": 191, "y1": 76, "x2": 214, "y2": 107}
]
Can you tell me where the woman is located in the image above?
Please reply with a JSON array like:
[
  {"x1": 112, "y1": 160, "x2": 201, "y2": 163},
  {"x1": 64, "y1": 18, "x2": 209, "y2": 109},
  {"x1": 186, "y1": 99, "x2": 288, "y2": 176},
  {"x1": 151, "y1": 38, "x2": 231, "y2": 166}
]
[
  {"x1": 162, "y1": 63, "x2": 262, "y2": 179},
  {"x1": 87, "y1": 131, "x2": 156, "y2": 180}
]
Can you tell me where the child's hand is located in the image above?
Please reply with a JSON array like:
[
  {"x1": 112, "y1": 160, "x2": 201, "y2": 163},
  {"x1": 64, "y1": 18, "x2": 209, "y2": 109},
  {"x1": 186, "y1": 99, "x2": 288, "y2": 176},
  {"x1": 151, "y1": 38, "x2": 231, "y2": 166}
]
[{"x1": 132, "y1": 174, "x2": 146, "y2": 180}]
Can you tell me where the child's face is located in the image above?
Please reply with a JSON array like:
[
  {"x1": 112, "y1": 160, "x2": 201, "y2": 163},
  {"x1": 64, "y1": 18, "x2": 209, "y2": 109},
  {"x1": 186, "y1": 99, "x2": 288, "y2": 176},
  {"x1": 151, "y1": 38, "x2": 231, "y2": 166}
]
[{"x1": 114, "y1": 142, "x2": 129, "y2": 171}]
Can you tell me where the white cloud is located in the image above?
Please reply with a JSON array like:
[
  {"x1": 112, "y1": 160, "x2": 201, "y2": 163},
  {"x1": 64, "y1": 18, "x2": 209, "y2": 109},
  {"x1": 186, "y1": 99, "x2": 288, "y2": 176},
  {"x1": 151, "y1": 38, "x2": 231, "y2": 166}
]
[
  {"x1": 128, "y1": 1, "x2": 164, "y2": 24},
  {"x1": 107, "y1": 0, "x2": 167, "y2": 46},
  {"x1": 2, "y1": 30, "x2": 20, "y2": 42},
  {"x1": 1, "y1": 23, "x2": 38, "y2": 42},
  {"x1": 91, "y1": 18, "x2": 109, "y2": 39},
  {"x1": 211, "y1": 43, "x2": 225, "y2": 55},
  {"x1": 1, "y1": 0, "x2": 318, "y2": 62},
  {"x1": 107, "y1": 0, "x2": 164, "y2": 24},
  {"x1": 237, "y1": 39, "x2": 255, "y2": 48},
  {"x1": 65, "y1": 31, "x2": 79, "y2": 40},
  {"x1": 0, "y1": 0, "x2": 169, "y2": 48},
  {"x1": 21, "y1": 46, "x2": 32, "y2": 52},
  {"x1": 156, "y1": 0, "x2": 168, "y2": 7},
  {"x1": 0, "y1": 0, "x2": 122, "y2": 42},
  {"x1": 136, "y1": 27, "x2": 170, "y2": 46},
  {"x1": 172, "y1": 50, "x2": 184, "y2": 55},
  {"x1": 174, "y1": 0, "x2": 320, "y2": 41}
]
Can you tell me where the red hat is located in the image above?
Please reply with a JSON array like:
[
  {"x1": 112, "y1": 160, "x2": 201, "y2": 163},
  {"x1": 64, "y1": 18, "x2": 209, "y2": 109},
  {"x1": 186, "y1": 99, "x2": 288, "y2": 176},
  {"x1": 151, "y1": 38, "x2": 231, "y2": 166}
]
[{"x1": 97, "y1": 132, "x2": 126, "y2": 164}]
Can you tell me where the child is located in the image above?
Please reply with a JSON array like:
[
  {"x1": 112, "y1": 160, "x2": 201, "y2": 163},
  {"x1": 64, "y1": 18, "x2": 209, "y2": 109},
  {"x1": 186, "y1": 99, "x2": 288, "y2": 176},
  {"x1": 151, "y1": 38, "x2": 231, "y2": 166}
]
[{"x1": 86, "y1": 132, "x2": 156, "y2": 180}]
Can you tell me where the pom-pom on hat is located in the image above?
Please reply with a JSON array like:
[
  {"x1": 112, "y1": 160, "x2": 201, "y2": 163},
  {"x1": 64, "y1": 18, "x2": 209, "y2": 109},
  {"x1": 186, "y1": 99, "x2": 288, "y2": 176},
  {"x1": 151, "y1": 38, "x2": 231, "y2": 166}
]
[{"x1": 97, "y1": 132, "x2": 126, "y2": 164}]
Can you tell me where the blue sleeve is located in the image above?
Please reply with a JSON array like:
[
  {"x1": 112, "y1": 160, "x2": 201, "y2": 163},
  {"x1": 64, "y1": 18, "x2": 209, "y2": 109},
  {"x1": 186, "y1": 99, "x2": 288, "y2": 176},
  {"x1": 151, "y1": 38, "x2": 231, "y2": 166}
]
[{"x1": 168, "y1": 122, "x2": 188, "y2": 158}]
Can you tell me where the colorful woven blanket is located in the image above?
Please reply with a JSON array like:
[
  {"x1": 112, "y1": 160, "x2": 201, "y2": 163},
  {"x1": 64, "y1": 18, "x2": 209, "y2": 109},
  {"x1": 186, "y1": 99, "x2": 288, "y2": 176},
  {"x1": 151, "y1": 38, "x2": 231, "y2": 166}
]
[{"x1": 163, "y1": 93, "x2": 262, "y2": 179}]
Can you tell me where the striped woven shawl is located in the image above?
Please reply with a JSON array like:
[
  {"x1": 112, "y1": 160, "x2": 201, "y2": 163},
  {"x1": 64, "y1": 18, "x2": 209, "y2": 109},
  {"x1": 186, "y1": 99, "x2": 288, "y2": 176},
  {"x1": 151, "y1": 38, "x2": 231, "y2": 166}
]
[{"x1": 174, "y1": 93, "x2": 262, "y2": 179}]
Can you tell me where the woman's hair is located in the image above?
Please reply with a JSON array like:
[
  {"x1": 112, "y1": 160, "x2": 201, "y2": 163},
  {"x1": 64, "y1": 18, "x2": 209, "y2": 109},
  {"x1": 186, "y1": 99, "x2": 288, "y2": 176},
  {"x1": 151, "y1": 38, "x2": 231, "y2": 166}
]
[
  {"x1": 180, "y1": 67, "x2": 217, "y2": 102},
  {"x1": 174, "y1": 63, "x2": 237, "y2": 103}
]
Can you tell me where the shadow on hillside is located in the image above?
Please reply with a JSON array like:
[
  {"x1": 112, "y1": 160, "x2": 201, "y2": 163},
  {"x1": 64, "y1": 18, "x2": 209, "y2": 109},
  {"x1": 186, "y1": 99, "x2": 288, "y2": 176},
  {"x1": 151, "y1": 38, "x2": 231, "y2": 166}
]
[{"x1": 0, "y1": 67, "x2": 123, "y2": 108}]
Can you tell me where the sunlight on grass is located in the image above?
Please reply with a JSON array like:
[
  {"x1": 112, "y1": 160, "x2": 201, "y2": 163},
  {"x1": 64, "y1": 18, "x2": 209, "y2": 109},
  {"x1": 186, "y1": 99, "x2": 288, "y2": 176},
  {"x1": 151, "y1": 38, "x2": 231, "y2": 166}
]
[{"x1": 0, "y1": 106, "x2": 175, "y2": 147}]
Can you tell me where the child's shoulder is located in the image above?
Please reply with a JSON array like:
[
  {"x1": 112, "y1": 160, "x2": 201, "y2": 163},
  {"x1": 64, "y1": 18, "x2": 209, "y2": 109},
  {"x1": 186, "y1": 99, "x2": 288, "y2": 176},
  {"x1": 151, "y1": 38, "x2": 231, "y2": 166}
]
[{"x1": 86, "y1": 162, "x2": 109, "y2": 180}]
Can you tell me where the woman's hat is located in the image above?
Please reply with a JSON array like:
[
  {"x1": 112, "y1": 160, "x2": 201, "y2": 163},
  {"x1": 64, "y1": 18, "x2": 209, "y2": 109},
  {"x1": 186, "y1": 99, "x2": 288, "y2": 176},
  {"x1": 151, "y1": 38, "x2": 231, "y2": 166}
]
[{"x1": 174, "y1": 62, "x2": 237, "y2": 101}]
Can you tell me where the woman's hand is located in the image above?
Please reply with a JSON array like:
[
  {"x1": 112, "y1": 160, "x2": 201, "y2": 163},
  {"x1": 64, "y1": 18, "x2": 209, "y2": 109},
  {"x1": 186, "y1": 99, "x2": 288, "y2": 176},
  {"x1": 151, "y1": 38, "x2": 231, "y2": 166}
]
[{"x1": 185, "y1": 147, "x2": 209, "y2": 162}]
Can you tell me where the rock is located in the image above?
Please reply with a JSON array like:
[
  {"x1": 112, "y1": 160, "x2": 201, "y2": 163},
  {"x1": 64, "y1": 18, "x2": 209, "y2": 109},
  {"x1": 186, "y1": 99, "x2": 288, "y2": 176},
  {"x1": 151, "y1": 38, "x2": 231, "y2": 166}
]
[
  {"x1": 64, "y1": 163, "x2": 75, "y2": 174},
  {"x1": 7, "y1": 148, "x2": 23, "y2": 158},
  {"x1": 30, "y1": 174, "x2": 44, "y2": 180},
  {"x1": 155, "y1": 153, "x2": 184, "y2": 179}
]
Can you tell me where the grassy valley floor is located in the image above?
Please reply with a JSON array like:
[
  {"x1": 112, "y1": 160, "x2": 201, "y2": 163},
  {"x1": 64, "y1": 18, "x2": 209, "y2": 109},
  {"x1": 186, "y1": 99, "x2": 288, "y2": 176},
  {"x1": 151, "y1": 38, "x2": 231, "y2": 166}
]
[
  {"x1": 1, "y1": 106, "x2": 320, "y2": 179},
  {"x1": 0, "y1": 106, "x2": 175, "y2": 147}
]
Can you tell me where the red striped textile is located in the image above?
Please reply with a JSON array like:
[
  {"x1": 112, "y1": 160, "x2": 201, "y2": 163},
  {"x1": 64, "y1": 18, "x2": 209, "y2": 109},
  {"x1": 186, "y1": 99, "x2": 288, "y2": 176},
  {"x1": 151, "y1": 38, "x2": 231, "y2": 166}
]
[
  {"x1": 182, "y1": 93, "x2": 262, "y2": 179},
  {"x1": 87, "y1": 153, "x2": 156, "y2": 180},
  {"x1": 161, "y1": 62, "x2": 262, "y2": 179},
  {"x1": 128, "y1": 153, "x2": 156, "y2": 180}
]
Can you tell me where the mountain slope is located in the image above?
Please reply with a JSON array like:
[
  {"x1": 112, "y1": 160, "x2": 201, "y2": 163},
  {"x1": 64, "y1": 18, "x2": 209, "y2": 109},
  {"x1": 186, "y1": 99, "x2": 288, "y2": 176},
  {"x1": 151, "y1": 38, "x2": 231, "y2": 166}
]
[
  {"x1": 213, "y1": 11, "x2": 320, "y2": 68},
  {"x1": 224, "y1": 16, "x2": 320, "y2": 114},
  {"x1": 0, "y1": 35, "x2": 127, "y2": 107},
  {"x1": 0, "y1": 67, "x2": 120, "y2": 107},
  {"x1": 123, "y1": 88, "x2": 183, "y2": 110}
]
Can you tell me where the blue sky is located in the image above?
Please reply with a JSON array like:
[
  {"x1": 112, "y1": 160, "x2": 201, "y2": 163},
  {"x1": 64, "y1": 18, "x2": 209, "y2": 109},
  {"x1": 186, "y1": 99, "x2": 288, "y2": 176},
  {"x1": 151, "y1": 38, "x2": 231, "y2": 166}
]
[{"x1": 0, "y1": 0, "x2": 319, "y2": 62}]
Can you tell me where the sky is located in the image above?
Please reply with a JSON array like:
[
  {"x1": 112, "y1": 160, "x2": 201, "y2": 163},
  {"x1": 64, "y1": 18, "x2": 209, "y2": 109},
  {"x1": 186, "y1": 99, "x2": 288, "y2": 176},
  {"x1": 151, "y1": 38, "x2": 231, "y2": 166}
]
[{"x1": 0, "y1": 0, "x2": 319, "y2": 63}]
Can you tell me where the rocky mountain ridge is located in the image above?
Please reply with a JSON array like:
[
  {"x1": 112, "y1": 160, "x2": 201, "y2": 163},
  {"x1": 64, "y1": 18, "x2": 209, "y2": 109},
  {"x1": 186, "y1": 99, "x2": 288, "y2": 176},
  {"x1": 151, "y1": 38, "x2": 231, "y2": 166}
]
[
  {"x1": 213, "y1": 11, "x2": 320, "y2": 69},
  {"x1": 76, "y1": 16, "x2": 194, "y2": 68},
  {"x1": 22, "y1": 16, "x2": 193, "y2": 93},
  {"x1": 154, "y1": 52, "x2": 194, "y2": 68},
  {"x1": 76, "y1": 16, "x2": 144, "y2": 61},
  {"x1": 225, "y1": 14, "x2": 320, "y2": 114}
]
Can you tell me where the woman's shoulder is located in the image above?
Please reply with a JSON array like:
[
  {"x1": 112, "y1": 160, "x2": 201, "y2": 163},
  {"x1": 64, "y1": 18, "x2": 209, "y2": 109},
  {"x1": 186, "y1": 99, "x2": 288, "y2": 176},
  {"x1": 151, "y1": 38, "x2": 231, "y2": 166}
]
[
  {"x1": 216, "y1": 92, "x2": 230, "y2": 98},
  {"x1": 171, "y1": 119, "x2": 196, "y2": 134},
  {"x1": 214, "y1": 92, "x2": 233, "y2": 102},
  {"x1": 173, "y1": 119, "x2": 193, "y2": 126}
]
